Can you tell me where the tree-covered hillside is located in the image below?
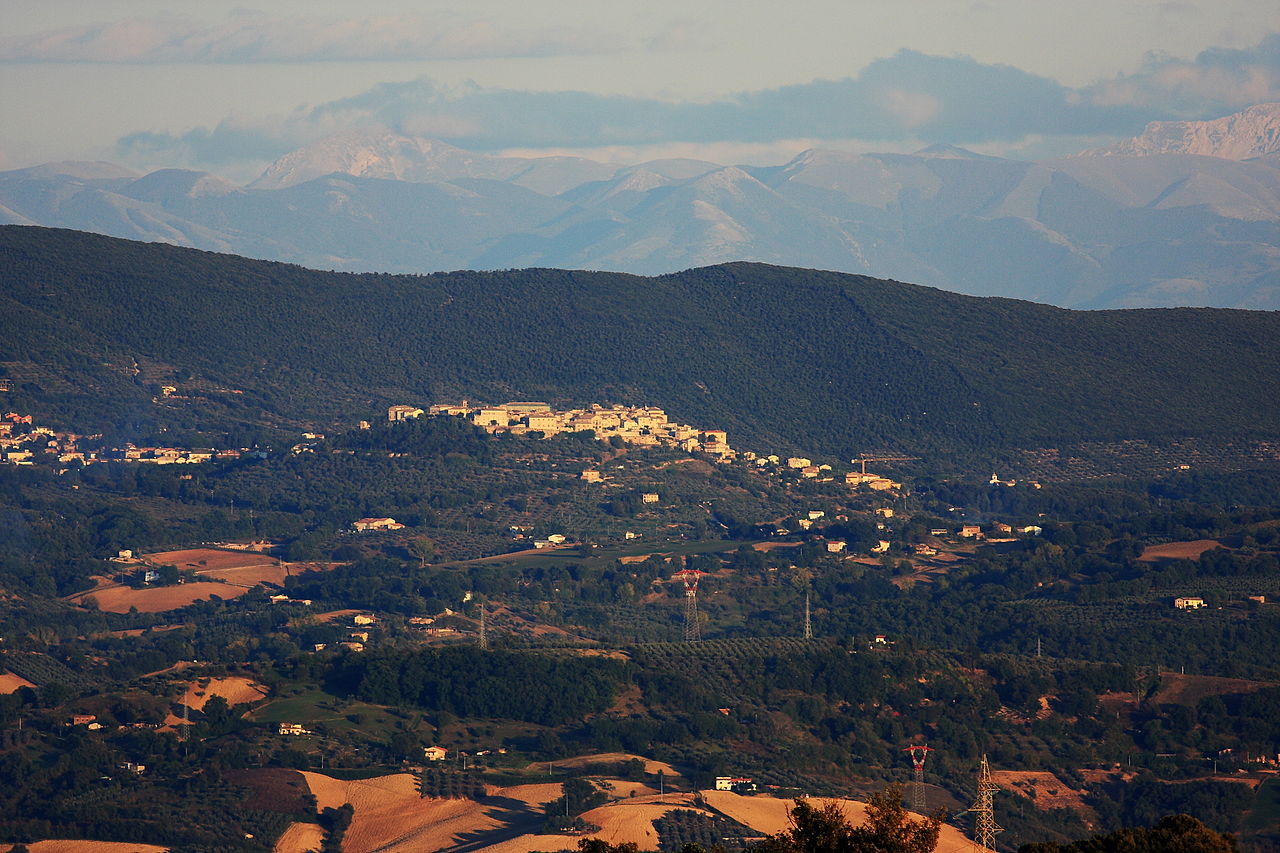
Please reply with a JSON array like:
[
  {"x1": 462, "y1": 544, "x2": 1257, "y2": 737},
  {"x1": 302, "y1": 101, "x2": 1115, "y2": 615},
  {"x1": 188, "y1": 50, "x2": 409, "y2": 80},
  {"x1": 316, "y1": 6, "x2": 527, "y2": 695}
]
[{"x1": 3, "y1": 225, "x2": 1280, "y2": 461}]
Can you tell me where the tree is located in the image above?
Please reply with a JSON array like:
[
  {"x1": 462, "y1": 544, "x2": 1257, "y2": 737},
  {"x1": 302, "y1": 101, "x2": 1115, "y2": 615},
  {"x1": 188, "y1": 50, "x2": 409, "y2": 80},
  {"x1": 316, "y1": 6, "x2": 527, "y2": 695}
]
[
  {"x1": 408, "y1": 537, "x2": 436, "y2": 568},
  {"x1": 753, "y1": 787, "x2": 940, "y2": 853},
  {"x1": 1018, "y1": 814, "x2": 1237, "y2": 853}
]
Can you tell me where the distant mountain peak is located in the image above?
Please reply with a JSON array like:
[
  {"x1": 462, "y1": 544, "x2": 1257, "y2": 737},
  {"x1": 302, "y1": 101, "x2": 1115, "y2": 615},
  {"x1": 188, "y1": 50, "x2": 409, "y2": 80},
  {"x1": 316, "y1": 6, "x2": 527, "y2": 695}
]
[
  {"x1": 1080, "y1": 103, "x2": 1280, "y2": 160},
  {"x1": 249, "y1": 129, "x2": 477, "y2": 189},
  {"x1": 912, "y1": 143, "x2": 1000, "y2": 160}
]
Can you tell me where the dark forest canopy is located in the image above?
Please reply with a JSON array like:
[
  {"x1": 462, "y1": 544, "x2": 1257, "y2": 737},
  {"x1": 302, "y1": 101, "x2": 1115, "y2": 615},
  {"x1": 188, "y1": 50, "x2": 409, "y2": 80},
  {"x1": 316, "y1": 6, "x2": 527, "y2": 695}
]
[{"x1": 3, "y1": 225, "x2": 1280, "y2": 460}]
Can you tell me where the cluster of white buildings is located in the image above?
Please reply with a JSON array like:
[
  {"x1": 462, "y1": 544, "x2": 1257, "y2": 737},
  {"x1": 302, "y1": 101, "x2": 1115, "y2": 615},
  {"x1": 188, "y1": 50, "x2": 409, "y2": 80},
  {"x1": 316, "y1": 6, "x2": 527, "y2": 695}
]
[
  {"x1": 0, "y1": 411, "x2": 243, "y2": 468},
  {"x1": 389, "y1": 401, "x2": 734, "y2": 459}
]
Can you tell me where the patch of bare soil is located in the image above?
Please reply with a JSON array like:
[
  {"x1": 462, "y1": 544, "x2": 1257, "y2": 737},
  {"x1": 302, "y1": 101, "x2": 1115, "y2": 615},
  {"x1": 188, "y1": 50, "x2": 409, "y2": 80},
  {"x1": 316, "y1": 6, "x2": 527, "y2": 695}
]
[
  {"x1": 991, "y1": 770, "x2": 1092, "y2": 815},
  {"x1": 1138, "y1": 540, "x2": 1223, "y2": 562},
  {"x1": 0, "y1": 670, "x2": 36, "y2": 693},
  {"x1": 1152, "y1": 672, "x2": 1276, "y2": 706}
]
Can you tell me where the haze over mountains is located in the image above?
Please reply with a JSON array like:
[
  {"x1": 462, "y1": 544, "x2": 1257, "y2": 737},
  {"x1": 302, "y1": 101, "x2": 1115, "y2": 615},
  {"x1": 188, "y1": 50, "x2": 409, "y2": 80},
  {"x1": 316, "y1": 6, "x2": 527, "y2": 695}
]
[{"x1": 4, "y1": 104, "x2": 1280, "y2": 310}]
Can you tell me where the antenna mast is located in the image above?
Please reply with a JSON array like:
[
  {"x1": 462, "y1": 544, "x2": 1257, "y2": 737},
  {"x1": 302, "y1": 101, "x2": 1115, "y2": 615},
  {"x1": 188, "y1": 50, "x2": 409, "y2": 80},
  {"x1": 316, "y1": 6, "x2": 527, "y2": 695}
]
[
  {"x1": 673, "y1": 569, "x2": 703, "y2": 642},
  {"x1": 971, "y1": 754, "x2": 1001, "y2": 851},
  {"x1": 903, "y1": 744, "x2": 934, "y2": 814},
  {"x1": 803, "y1": 589, "x2": 813, "y2": 640}
]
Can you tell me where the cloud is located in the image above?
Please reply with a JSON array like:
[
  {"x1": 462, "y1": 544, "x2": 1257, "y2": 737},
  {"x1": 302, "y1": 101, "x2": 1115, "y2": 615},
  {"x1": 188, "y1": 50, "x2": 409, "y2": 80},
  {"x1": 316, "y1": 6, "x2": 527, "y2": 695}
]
[
  {"x1": 0, "y1": 12, "x2": 616, "y2": 63},
  {"x1": 113, "y1": 35, "x2": 1280, "y2": 175},
  {"x1": 1084, "y1": 34, "x2": 1280, "y2": 114}
]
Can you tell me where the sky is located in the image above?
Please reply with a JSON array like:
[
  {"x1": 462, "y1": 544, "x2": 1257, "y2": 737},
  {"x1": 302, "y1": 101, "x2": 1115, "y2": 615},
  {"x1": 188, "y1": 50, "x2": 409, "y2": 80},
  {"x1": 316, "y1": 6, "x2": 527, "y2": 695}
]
[{"x1": 3, "y1": 0, "x2": 1280, "y2": 182}]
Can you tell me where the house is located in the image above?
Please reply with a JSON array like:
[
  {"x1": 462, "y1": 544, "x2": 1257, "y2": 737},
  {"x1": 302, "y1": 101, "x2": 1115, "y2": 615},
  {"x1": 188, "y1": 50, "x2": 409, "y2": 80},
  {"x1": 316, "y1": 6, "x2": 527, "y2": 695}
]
[
  {"x1": 546, "y1": 533, "x2": 567, "y2": 544},
  {"x1": 353, "y1": 614, "x2": 376, "y2": 626},
  {"x1": 533, "y1": 539, "x2": 556, "y2": 549},
  {"x1": 992, "y1": 522, "x2": 1013, "y2": 534},
  {"x1": 423, "y1": 746, "x2": 448, "y2": 761},
  {"x1": 387, "y1": 405, "x2": 424, "y2": 421},
  {"x1": 350, "y1": 631, "x2": 370, "y2": 642},
  {"x1": 913, "y1": 544, "x2": 937, "y2": 556},
  {"x1": 1019, "y1": 525, "x2": 1043, "y2": 535},
  {"x1": 1248, "y1": 595, "x2": 1266, "y2": 604},
  {"x1": 641, "y1": 493, "x2": 659, "y2": 504},
  {"x1": 875, "y1": 508, "x2": 894, "y2": 518},
  {"x1": 68, "y1": 714, "x2": 98, "y2": 727},
  {"x1": 278, "y1": 723, "x2": 310, "y2": 736},
  {"x1": 801, "y1": 466, "x2": 820, "y2": 478},
  {"x1": 472, "y1": 408, "x2": 510, "y2": 428},
  {"x1": 120, "y1": 761, "x2": 146, "y2": 774},
  {"x1": 786, "y1": 457, "x2": 812, "y2": 469},
  {"x1": 580, "y1": 470, "x2": 602, "y2": 482},
  {"x1": 340, "y1": 641, "x2": 365, "y2": 652},
  {"x1": 958, "y1": 525, "x2": 982, "y2": 538},
  {"x1": 1175, "y1": 597, "x2": 1206, "y2": 610},
  {"x1": 797, "y1": 519, "x2": 813, "y2": 530},
  {"x1": 826, "y1": 540, "x2": 847, "y2": 553},
  {"x1": 714, "y1": 776, "x2": 755, "y2": 792},
  {"x1": 624, "y1": 531, "x2": 639, "y2": 540},
  {"x1": 871, "y1": 540, "x2": 891, "y2": 553},
  {"x1": 353, "y1": 517, "x2": 404, "y2": 532}
]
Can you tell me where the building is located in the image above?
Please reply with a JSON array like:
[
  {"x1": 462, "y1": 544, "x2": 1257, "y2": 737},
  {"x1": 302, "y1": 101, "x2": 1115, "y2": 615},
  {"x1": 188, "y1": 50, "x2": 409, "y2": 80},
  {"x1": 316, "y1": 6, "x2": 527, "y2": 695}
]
[
  {"x1": 423, "y1": 746, "x2": 448, "y2": 761},
  {"x1": 714, "y1": 776, "x2": 755, "y2": 792},
  {"x1": 959, "y1": 524, "x2": 982, "y2": 538},
  {"x1": 786, "y1": 457, "x2": 812, "y2": 469},
  {"x1": 641, "y1": 493, "x2": 659, "y2": 504},
  {"x1": 826, "y1": 540, "x2": 847, "y2": 553},
  {"x1": 388, "y1": 405, "x2": 424, "y2": 422},
  {"x1": 871, "y1": 540, "x2": 891, "y2": 553},
  {"x1": 278, "y1": 723, "x2": 310, "y2": 736},
  {"x1": 580, "y1": 470, "x2": 602, "y2": 482},
  {"x1": 353, "y1": 517, "x2": 404, "y2": 532},
  {"x1": 1175, "y1": 597, "x2": 1206, "y2": 610}
]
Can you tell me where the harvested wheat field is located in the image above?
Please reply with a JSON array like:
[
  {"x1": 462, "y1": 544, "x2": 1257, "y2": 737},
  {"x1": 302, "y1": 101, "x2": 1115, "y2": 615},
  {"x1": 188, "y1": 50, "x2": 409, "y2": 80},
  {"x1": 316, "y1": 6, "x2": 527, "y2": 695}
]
[
  {"x1": 179, "y1": 676, "x2": 270, "y2": 710},
  {"x1": 73, "y1": 581, "x2": 247, "y2": 613},
  {"x1": 991, "y1": 770, "x2": 1090, "y2": 813},
  {"x1": 144, "y1": 548, "x2": 294, "y2": 587},
  {"x1": 0, "y1": 670, "x2": 36, "y2": 693},
  {"x1": 24, "y1": 841, "x2": 168, "y2": 853},
  {"x1": 274, "y1": 821, "x2": 325, "y2": 853},
  {"x1": 302, "y1": 771, "x2": 509, "y2": 853},
  {"x1": 1138, "y1": 540, "x2": 1223, "y2": 562},
  {"x1": 532, "y1": 752, "x2": 681, "y2": 777},
  {"x1": 700, "y1": 790, "x2": 985, "y2": 853}
]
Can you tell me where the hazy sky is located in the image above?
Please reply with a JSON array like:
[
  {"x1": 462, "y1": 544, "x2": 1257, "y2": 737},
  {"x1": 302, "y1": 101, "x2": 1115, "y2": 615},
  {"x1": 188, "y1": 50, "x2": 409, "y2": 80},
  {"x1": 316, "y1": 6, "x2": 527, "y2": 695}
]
[{"x1": 3, "y1": 0, "x2": 1280, "y2": 181}]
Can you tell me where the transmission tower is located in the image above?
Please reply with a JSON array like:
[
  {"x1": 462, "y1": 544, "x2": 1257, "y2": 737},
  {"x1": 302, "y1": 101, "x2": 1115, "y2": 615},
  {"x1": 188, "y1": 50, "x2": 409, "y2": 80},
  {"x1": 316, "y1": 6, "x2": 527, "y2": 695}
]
[
  {"x1": 970, "y1": 754, "x2": 1002, "y2": 852},
  {"x1": 903, "y1": 744, "x2": 934, "y2": 814},
  {"x1": 478, "y1": 604, "x2": 488, "y2": 650},
  {"x1": 673, "y1": 569, "x2": 704, "y2": 642},
  {"x1": 803, "y1": 589, "x2": 813, "y2": 640}
]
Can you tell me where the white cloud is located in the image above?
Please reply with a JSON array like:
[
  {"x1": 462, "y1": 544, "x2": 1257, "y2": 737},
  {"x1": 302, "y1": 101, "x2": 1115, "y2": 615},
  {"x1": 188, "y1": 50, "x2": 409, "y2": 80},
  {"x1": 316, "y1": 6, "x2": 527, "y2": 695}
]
[{"x1": 0, "y1": 12, "x2": 620, "y2": 63}]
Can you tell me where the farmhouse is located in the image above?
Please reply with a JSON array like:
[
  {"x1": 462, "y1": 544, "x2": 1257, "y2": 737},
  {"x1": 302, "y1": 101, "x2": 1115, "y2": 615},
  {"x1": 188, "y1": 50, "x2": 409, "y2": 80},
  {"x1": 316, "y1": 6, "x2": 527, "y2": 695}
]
[
  {"x1": 423, "y1": 746, "x2": 448, "y2": 761},
  {"x1": 387, "y1": 405, "x2": 424, "y2": 421},
  {"x1": 353, "y1": 517, "x2": 404, "y2": 532},
  {"x1": 1175, "y1": 597, "x2": 1206, "y2": 610}
]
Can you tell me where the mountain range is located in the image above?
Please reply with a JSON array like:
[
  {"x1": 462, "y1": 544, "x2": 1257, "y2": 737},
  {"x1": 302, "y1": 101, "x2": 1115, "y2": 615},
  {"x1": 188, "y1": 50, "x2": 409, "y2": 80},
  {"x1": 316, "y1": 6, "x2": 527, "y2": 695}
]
[{"x1": 3, "y1": 105, "x2": 1280, "y2": 309}]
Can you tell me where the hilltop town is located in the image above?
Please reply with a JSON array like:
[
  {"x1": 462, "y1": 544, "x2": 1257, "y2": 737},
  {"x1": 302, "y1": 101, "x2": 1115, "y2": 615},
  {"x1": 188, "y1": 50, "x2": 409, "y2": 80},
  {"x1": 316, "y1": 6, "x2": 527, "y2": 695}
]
[{"x1": 388, "y1": 401, "x2": 735, "y2": 460}]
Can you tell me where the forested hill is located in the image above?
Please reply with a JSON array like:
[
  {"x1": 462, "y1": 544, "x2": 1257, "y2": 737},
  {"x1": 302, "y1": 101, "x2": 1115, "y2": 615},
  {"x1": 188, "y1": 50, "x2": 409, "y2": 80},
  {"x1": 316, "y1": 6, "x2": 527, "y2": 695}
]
[{"x1": 3, "y1": 224, "x2": 1280, "y2": 460}]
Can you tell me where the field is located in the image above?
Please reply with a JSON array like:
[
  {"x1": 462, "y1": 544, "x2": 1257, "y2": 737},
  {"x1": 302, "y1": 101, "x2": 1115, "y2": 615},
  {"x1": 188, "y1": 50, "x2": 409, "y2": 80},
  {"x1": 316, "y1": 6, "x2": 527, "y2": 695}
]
[
  {"x1": 274, "y1": 821, "x2": 325, "y2": 853},
  {"x1": 286, "y1": 772, "x2": 989, "y2": 853},
  {"x1": 22, "y1": 842, "x2": 167, "y2": 853},
  {"x1": 1137, "y1": 540, "x2": 1223, "y2": 562},
  {"x1": 990, "y1": 770, "x2": 1091, "y2": 814},
  {"x1": 144, "y1": 547, "x2": 335, "y2": 587},
  {"x1": 0, "y1": 670, "x2": 36, "y2": 693},
  {"x1": 1151, "y1": 672, "x2": 1276, "y2": 706},
  {"x1": 178, "y1": 676, "x2": 270, "y2": 710},
  {"x1": 70, "y1": 580, "x2": 249, "y2": 613}
]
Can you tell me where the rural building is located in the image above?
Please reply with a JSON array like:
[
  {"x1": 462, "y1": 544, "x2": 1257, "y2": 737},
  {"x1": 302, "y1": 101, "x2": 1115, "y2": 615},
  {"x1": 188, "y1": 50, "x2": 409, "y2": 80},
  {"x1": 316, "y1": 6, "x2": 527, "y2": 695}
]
[
  {"x1": 875, "y1": 508, "x2": 894, "y2": 518},
  {"x1": 387, "y1": 405, "x2": 424, "y2": 421},
  {"x1": 353, "y1": 517, "x2": 404, "y2": 532},
  {"x1": 1175, "y1": 597, "x2": 1206, "y2": 610},
  {"x1": 714, "y1": 776, "x2": 755, "y2": 791},
  {"x1": 353, "y1": 614, "x2": 376, "y2": 625},
  {"x1": 959, "y1": 525, "x2": 982, "y2": 538},
  {"x1": 786, "y1": 457, "x2": 812, "y2": 469},
  {"x1": 871, "y1": 540, "x2": 891, "y2": 553},
  {"x1": 1018, "y1": 525, "x2": 1043, "y2": 535},
  {"x1": 641, "y1": 493, "x2": 660, "y2": 504},
  {"x1": 826, "y1": 540, "x2": 847, "y2": 553},
  {"x1": 801, "y1": 466, "x2": 820, "y2": 478},
  {"x1": 278, "y1": 723, "x2": 310, "y2": 736},
  {"x1": 423, "y1": 746, "x2": 448, "y2": 761},
  {"x1": 580, "y1": 470, "x2": 602, "y2": 482},
  {"x1": 1248, "y1": 595, "x2": 1266, "y2": 604}
]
